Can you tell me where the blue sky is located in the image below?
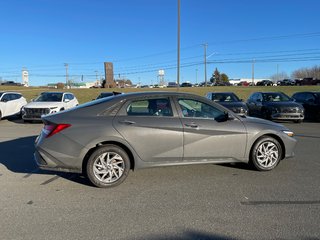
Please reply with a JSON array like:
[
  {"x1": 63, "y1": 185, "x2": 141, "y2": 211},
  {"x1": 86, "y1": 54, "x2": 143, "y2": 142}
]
[{"x1": 0, "y1": 0, "x2": 320, "y2": 86}]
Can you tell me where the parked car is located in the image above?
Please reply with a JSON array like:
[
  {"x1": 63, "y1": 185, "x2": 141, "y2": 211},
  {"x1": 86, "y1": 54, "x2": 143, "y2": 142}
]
[
  {"x1": 256, "y1": 80, "x2": 273, "y2": 86},
  {"x1": 167, "y1": 82, "x2": 178, "y2": 88},
  {"x1": 292, "y1": 92, "x2": 320, "y2": 121},
  {"x1": 95, "y1": 91, "x2": 122, "y2": 100},
  {"x1": 276, "y1": 79, "x2": 295, "y2": 86},
  {"x1": 35, "y1": 92, "x2": 296, "y2": 188},
  {"x1": 0, "y1": 92, "x2": 27, "y2": 120},
  {"x1": 22, "y1": 92, "x2": 79, "y2": 121},
  {"x1": 180, "y1": 82, "x2": 193, "y2": 87},
  {"x1": 247, "y1": 92, "x2": 304, "y2": 123},
  {"x1": 295, "y1": 78, "x2": 320, "y2": 86},
  {"x1": 205, "y1": 92, "x2": 248, "y2": 116}
]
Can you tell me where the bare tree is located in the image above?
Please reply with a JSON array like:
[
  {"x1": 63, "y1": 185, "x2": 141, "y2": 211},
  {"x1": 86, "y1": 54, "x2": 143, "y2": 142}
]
[
  {"x1": 291, "y1": 65, "x2": 320, "y2": 79},
  {"x1": 270, "y1": 72, "x2": 289, "y2": 81}
]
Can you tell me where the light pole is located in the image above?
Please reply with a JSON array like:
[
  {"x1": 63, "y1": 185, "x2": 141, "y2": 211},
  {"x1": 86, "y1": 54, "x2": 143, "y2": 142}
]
[
  {"x1": 177, "y1": 0, "x2": 180, "y2": 90},
  {"x1": 202, "y1": 43, "x2": 208, "y2": 87}
]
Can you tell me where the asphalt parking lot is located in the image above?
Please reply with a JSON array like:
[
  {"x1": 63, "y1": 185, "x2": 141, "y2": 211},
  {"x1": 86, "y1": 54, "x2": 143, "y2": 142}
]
[{"x1": 0, "y1": 119, "x2": 319, "y2": 240}]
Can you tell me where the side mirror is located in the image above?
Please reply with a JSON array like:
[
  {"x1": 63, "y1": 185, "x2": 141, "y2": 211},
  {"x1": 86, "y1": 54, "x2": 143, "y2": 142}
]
[
  {"x1": 1, "y1": 99, "x2": 8, "y2": 103},
  {"x1": 64, "y1": 99, "x2": 70, "y2": 103},
  {"x1": 307, "y1": 99, "x2": 314, "y2": 103}
]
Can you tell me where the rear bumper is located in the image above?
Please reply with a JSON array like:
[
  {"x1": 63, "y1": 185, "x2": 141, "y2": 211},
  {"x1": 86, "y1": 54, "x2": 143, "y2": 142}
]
[{"x1": 34, "y1": 149, "x2": 82, "y2": 173}]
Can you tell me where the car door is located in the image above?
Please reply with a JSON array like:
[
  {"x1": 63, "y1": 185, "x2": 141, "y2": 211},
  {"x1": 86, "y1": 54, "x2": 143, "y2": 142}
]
[
  {"x1": 0, "y1": 94, "x2": 13, "y2": 117},
  {"x1": 113, "y1": 96, "x2": 184, "y2": 162},
  {"x1": 175, "y1": 97, "x2": 247, "y2": 161},
  {"x1": 247, "y1": 93, "x2": 263, "y2": 116}
]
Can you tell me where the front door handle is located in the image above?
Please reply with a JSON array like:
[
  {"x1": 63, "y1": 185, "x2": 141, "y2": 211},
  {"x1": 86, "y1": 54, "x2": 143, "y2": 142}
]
[
  {"x1": 119, "y1": 120, "x2": 136, "y2": 125},
  {"x1": 184, "y1": 122, "x2": 198, "y2": 128}
]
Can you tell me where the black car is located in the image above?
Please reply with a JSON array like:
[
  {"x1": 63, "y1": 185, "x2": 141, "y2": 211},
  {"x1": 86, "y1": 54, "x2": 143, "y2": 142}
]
[
  {"x1": 276, "y1": 79, "x2": 295, "y2": 86},
  {"x1": 206, "y1": 92, "x2": 248, "y2": 116},
  {"x1": 180, "y1": 82, "x2": 193, "y2": 87},
  {"x1": 292, "y1": 92, "x2": 320, "y2": 121},
  {"x1": 256, "y1": 80, "x2": 274, "y2": 86},
  {"x1": 247, "y1": 92, "x2": 304, "y2": 123}
]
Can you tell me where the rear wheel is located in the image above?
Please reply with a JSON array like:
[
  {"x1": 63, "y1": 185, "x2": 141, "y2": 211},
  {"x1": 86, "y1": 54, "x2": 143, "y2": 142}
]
[
  {"x1": 251, "y1": 137, "x2": 282, "y2": 171},
  {"x1": 86, "y1": 145, "x2": 130, "y2": 188}
]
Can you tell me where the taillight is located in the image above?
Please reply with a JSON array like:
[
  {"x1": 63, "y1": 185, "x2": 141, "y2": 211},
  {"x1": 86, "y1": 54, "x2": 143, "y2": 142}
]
[{"x1": 43, "y1": 123, "x2": 71, "y2": 138}]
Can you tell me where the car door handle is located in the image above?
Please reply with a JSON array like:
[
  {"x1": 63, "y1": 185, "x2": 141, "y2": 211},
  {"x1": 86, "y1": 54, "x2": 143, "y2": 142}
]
[
  {"x1": 184, "y1": 123, "x2": 198, "y2": 128},
  {"x1": 119, "y1": 120, "x2": 136, "y2": 125}
]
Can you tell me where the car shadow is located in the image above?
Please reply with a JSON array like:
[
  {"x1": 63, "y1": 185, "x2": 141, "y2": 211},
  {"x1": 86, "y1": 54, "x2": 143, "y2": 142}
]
[
  {"x1": 131, "y1": 230, "x2": 238, "y2": 240},
  {"x1": 6, "y1": 116, "x2": 42, "y2": 124},
  {"x1": 216, "y1": 162, "x2": 255, "y2": 171},
  {"x1": 0, "y1": 135, "x2": 91, "y2": 187}
]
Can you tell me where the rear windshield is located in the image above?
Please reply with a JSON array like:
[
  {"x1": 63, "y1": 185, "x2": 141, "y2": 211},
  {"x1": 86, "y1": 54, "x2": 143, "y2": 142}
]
[{"x1": 75, "y1": 95, "x2": 117, "y2": 110}]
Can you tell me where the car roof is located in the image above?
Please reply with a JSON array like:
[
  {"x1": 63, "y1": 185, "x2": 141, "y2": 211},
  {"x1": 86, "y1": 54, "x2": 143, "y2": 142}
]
[
  {"x1": 293, "y1": 91, "x2": 320, "y2": 94},
  {"x1": 0, "y1": 91, "x2": 22, "y2": 94},
  {"x1": 207, "y1": 92, "x2": 236, "y2": 94},
  {"x1": 40, "y1": 92, "x2": 72, "y2": 94}
]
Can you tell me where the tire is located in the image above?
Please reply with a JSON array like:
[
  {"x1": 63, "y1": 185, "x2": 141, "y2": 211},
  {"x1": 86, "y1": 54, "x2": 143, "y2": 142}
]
[
  {"x1": 0, "y1": 111, "x2": 2, "y2": 120},
  {"x1": 86, "y1": 145, "x2": 130, "y2": 188},
  {"x1": 250, "y1": 137, "x2": 282, "y2": 171},
  {"x1": 294, "y1": 119, "x2": 302, "y2": 123}
]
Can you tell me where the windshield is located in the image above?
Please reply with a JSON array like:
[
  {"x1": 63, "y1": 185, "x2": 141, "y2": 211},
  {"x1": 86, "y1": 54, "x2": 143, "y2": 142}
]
[
  {"x1": 262, "y1": 92, "x2": 291, "y2": 102},
  {"x1": 35, "y1": 92, "x2": 63, "y2": 102},
  {"x1": 212, "y1": 93, "x2": 240, "y2": 102}
]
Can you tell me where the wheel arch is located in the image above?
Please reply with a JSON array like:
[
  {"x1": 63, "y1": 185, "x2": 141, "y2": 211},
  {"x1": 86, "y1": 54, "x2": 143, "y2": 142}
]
[
  {"x1": 249, "y1": 133, "x2": 286, "y2": 163},
  {"x1": 82, "y1": 141, "x2": 135, "y2": 175}
]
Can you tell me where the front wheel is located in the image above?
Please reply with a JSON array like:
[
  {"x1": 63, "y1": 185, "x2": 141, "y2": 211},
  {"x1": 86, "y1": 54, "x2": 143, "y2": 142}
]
[
  {"x1": 86, "y1": 145, "x2": 130, "y2": 188},
  {"x1": 250, "y1": 137, "x2": 282, "y2": 171}
]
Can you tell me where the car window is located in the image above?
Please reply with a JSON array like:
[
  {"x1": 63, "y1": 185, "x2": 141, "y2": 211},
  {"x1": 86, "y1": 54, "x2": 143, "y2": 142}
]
[
  {"x1": 127, "y1": 98, "x2": 173, "y2": 116},
  {"x1": 178, "y1": 98, "x2": 225, "y2": 120},
  {"x1": 12, "y1": 94, "x2": 21, "y2": 100},
  {"x1": 1, "y1": 94, "x2": 12, "y2": 102},
  {"x1": 68, "y1": 94, "x2": 74, "y2": 100}
]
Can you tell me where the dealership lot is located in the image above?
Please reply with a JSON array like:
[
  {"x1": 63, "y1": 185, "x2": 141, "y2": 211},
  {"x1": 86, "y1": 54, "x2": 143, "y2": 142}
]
[{"x1": 0, "y1": 119, "x2": 320, "y2": 240}]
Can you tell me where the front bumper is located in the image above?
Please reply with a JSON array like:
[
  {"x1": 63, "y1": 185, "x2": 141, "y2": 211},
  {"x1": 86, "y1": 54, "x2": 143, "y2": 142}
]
[{"x1": 271, "y1": 113, "x2": 304, "y2": 121}]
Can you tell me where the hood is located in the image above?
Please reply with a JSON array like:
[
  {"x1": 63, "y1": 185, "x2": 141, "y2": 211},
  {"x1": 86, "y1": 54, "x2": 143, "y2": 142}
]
[
  {"x1": 264, "y1": 101, "x2": 303, "y2": 108},
  {"x1": 240, "y1": 116, "x2": 286, "y2": 129},
  {"x1": 24, "y1": 101, "x2": 64, "y2": 109},
  {"x1": 219, "y1": 101, "x2": 248, "y2": 109}
]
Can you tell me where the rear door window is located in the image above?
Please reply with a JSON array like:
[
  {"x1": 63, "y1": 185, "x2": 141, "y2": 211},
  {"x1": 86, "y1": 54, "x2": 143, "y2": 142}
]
[{"x1": 126, "y1": 98, "x2": 173, "y2": 116}]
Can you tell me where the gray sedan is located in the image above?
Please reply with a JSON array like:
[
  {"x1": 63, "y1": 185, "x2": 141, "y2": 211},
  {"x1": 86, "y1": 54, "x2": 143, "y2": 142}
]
[{"x1": 34, "y1": 92, "x2": 297, "y2": 188}]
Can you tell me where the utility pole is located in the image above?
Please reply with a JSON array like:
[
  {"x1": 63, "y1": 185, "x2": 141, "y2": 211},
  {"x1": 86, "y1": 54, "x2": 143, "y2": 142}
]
[
  {"x1": 277, "y1": 64, "x2": 279, "y2": 82},
  {"x1": 64, "y1": 63, "x2": 69, "y2": 88},
  {"x1": 196, "y1": 68, "x2": 198, "y2": 84},
  {"x1": 251, "y1": 59, "x2": 255, "y2": 86},
  {"x1": 177, "y1": 0, "x2": 180, "y2": 90},
  {"x1": 202, "y1": 43, "x2": 208, "y2": 87}
]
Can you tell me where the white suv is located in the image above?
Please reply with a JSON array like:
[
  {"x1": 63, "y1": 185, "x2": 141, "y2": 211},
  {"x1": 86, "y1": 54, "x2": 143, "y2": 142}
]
[
  {"x1": 0, "y1": 92, "x2": 27, "y2": 120},
  {"x1": 22, "y1": 92, "x2": 79, "y2": 121}
]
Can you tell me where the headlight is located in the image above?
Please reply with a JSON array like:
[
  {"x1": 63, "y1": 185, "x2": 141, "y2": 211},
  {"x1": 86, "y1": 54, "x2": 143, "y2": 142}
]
[
  {"x1": 283, "y1": 130, "x2": 294, "y2": 137},
  {"x1": 271, "y1": 107, "x2": 280, "y2": 114},
  {"x1": 49, "y1": 107, "x2": 58, "y2": 113}
]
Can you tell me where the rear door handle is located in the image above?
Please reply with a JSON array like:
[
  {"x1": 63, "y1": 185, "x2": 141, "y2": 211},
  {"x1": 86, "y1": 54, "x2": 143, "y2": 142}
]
[
  {"x1": 184, "y1": 123, "x2": 198, "y2": 128},
  {"x1": 119, "y1": 120, "x2": 136, "y2": 125}
]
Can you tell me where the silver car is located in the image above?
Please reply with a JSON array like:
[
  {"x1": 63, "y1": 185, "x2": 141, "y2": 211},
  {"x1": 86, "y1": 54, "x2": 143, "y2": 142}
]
[{"x1": 34, "y1": 92, "x2": 297, "y2": 188}]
